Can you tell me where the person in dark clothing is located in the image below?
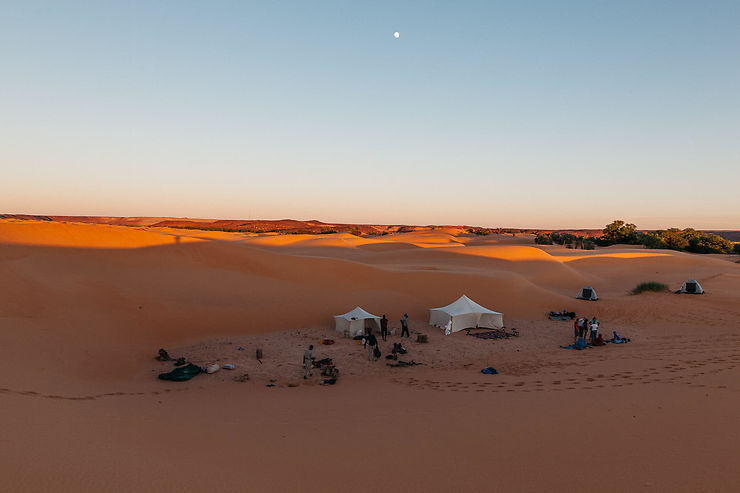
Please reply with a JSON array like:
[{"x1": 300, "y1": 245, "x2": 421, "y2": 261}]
[
  {"x1": 303, "y1": 344, "x2": 314, "y2": 379},
  {"x1": 400, "y1": 313, "x2": 410, "y2": 338},
  {"x1": 380, "y1": 315, "x2": 388, "y2": 341},
  {"x1": 578, "y1": 318, "x2": 587, "y2": 339},
  {"x1": 367, "y1": 332, "x2": 378, "y2": 361}
]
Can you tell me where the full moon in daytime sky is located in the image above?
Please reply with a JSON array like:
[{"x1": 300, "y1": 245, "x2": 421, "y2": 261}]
[{"x1": 393, "y1": 31, "x2": 400, "y2": 38}]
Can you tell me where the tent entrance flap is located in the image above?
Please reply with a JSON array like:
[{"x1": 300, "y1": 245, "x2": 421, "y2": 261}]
[{"x1": 686, "y1": 282, "x2": 696, "y2": 293}]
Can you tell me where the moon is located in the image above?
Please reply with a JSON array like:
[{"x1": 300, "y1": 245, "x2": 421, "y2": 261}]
[{"x1": 393, "y1": 32, "x2": 400, "y2": 39}]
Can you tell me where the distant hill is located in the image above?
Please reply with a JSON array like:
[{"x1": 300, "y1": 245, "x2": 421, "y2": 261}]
[{"x1": 1, "y1": 214, "x2": 738, "y2": 241}]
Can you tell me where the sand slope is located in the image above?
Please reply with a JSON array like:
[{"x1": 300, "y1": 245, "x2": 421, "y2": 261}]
[{"x1": 0, "y1": 220, "x2": 738, "y2": 492}]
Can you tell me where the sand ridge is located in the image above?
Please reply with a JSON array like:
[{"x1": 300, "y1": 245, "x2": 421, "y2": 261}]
[{"x1": 0, "y1": 219, "x2": 738, "y2": 492}]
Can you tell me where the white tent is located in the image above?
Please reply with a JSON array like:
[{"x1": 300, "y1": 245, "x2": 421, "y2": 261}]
[
  {"x1": 429, "y1": 295, "x2": 503, "y2": 334},
  {"x1": 576, "y1": 286, "x2": 598, "y2": 300},
  {"x1": 678, "y1": 279, "x2": 704, "y2": 294},
  {"x1": 334, "y1": 306, "x2": 381, "y2": 337}
]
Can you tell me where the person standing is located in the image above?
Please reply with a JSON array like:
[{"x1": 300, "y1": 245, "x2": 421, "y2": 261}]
[
  {"x1": 380, "y1": 315, "x2": 388, "y2": 341},
  {"x1": 400, "y1": 313, "x2": 410, "y2": 338},
  {"x1": 589, "y1": 317, "x2": 599, "y2": 344},
  {"x1": 367, "y1": 332, "x2": 378, "y2": 361},
  {"x1": 303, "y1": 345, "x2": 314, "y2": 379},
  {"x1": 573, "y1": 318, "x2": 580, "y2": 343}
]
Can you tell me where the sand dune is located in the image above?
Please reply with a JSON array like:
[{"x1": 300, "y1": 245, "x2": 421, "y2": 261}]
[{"x1": 1, "y1": 220, "x2": 738, "y2": 492}]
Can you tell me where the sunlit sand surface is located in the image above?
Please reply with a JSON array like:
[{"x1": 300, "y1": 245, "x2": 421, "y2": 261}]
[{"x1": 1, "y1": 219, "x2": 738, "y2": 492}]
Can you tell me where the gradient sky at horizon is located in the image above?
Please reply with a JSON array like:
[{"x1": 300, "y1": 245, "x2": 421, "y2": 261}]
[{"x1": 1, "y1": 0, "x2": 738, "y2": 229}]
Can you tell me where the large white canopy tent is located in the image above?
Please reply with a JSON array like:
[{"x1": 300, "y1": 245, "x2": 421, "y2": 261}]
[
  {"x1": 678, "y1": 279, "x2": 704, "y2": 294},
  {"x1": 429, "y1": 295, "x2": 504, "y2": 334},
  {"x1": 576, "y1": 286, "x2": 598, "y2": 300},
  {"x1": 334, "y1": 306, "x2": 381, "y2": 337}
]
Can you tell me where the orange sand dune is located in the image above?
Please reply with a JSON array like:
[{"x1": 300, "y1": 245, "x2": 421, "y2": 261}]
[
  {"x1": 0, "y1": 219, "x2": 203, "y2": 248},
  {"x1": 1, "y1": 220, "x2": 738, "y2": 492}
]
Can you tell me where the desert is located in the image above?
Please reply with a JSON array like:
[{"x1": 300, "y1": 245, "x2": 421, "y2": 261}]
[
  {"x1": 3, "y1": 2, "x2": 740, "y2": 491},
  {"x1": 1, "y1": 218, "x2": 738, "y2": 492}
]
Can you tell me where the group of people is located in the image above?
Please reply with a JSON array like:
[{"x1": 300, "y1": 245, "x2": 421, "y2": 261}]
[
  {"x1": 367, "y1": 313, "x2": 410, "y2": 361},
  {"x1": 378, "y1": 313, "x2": 410, "y2": 341},
  {"x1": 303, "y1": 313, "x2": 412, "y2": 377},
  {"x1": 574, "y1": 316, "x2": 604, "y2": 347}
]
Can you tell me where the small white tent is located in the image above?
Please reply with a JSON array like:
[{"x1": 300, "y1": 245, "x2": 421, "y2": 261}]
[
  {"x1": 334, "y1": 306, "x2": 381, "y2": 337},
  {"x1": 576, "y1": 286, "x2": 598, "y2": 300},
  {"x1": 429, "y1": 295, "x2": 504, "y2": 334},
  {"x1": 678, "y1": 279, "x2": 704, "y2": 294}
]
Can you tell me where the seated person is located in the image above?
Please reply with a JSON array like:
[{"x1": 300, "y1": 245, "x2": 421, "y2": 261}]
[
  {"x1": 612, "y1": 330, "x2": 630, "y2": 343},
  {"x1": 575, "y1": 336, "x2": 586, "y2": 350}
]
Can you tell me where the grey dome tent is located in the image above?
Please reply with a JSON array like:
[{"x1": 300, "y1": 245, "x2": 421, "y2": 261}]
[
  {"x1": 677, "y1": 279, "x2": 704, "y2": 294},
  {"x1": 576, "y1": 286, "x2": 598, "y2": 301}
]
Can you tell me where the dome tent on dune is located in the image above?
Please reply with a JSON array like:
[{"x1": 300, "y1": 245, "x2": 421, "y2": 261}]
[
  {"x1": 677, "y1": 279, "x2": 704, "y2": 294},
  {"x1": 576, "y1": 286, "x2": 598, "y2": 300}
]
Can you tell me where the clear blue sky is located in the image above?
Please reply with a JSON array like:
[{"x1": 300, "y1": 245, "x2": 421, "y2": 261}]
[{"x1": 1, "y1": 1, "x2": 738, "y2": 228}]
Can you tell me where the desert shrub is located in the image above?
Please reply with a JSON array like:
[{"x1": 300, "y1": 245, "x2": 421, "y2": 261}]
[
  {"x1": 565, "y1": 243, "x2": 573, "y2": 249},
  {"x1": 734, "y1": 243, "x2": 740, "y2": 254},
  {"x1": 550, "y1": 232, "x2": 576, "y2": 245},
  {"x1": 640, "y1": 232, "x2": 666, "y2": 249},
  {"x1": 631, "y1": 281, "x2": 669, "y2": 294},
  {"x1": 688, "y1": 231, "x2": 734, "y2": 254},
  {"x1": 603, "y1": 220, "x2": 638, "y2": 244},
  {"x1": 534, "y1": 233, "x2": 553, "y2": 245},
  {"x1": 583, "y1": 240, "x2": 596, "y2": 250}
]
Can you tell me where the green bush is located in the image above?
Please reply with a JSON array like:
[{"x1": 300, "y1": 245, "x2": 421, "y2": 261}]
[
  {"x1": 631, "y1": 281, "x2": 669, "y2": 294},
  {"x1": 603, "y1": 220, "x2": 638, "y2": 244},
  {"x1": 583, "y1": 240, "x2": 596, "y2": 250},
  {"x1": 637, "y1": 227, "x2": 733, "y2": 254},
  {"x1": 534, "y1": 233, "x2": 553, "y2": 245},
  {"x1": 734, "y1": 243, "x2": 740, "y2": 254}
]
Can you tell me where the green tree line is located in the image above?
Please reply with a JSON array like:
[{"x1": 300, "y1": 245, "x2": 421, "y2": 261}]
[{"x1": 535, "y1": 220, "x2": 740, "y2": 254}]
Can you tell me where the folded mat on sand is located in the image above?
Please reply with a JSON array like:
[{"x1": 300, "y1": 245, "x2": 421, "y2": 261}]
[
  {"x1": 158, "y1": 363, "x2": 202, "y2": 382},
  {"x1": 387, "y1": 360, "x2": 422, "y2": 368},
  {"x1": 481, "y1": 367, "x2": 498, "y2": 375},
  {"x1": 466, "y1": 329, "x2": 518, "y2": 340}
]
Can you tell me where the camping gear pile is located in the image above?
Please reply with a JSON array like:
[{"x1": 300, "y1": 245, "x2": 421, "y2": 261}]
[
  {"x1": 466, "y1": 328, "x2": 519, "y2": 340},
  {"x1": 158, "y1": 363, "x2": 202, "y2": 382},
  {"x1": 549, "y1": 311, "x2": 576, "y2": 320},
  {"x1": 387, "y1": 360, "x2": 422, "y2": 368}
]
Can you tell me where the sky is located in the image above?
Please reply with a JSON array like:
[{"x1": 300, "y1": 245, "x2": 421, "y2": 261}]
[{"x1": 1, "y1": 0, "x2": 738, "y2": 229}]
